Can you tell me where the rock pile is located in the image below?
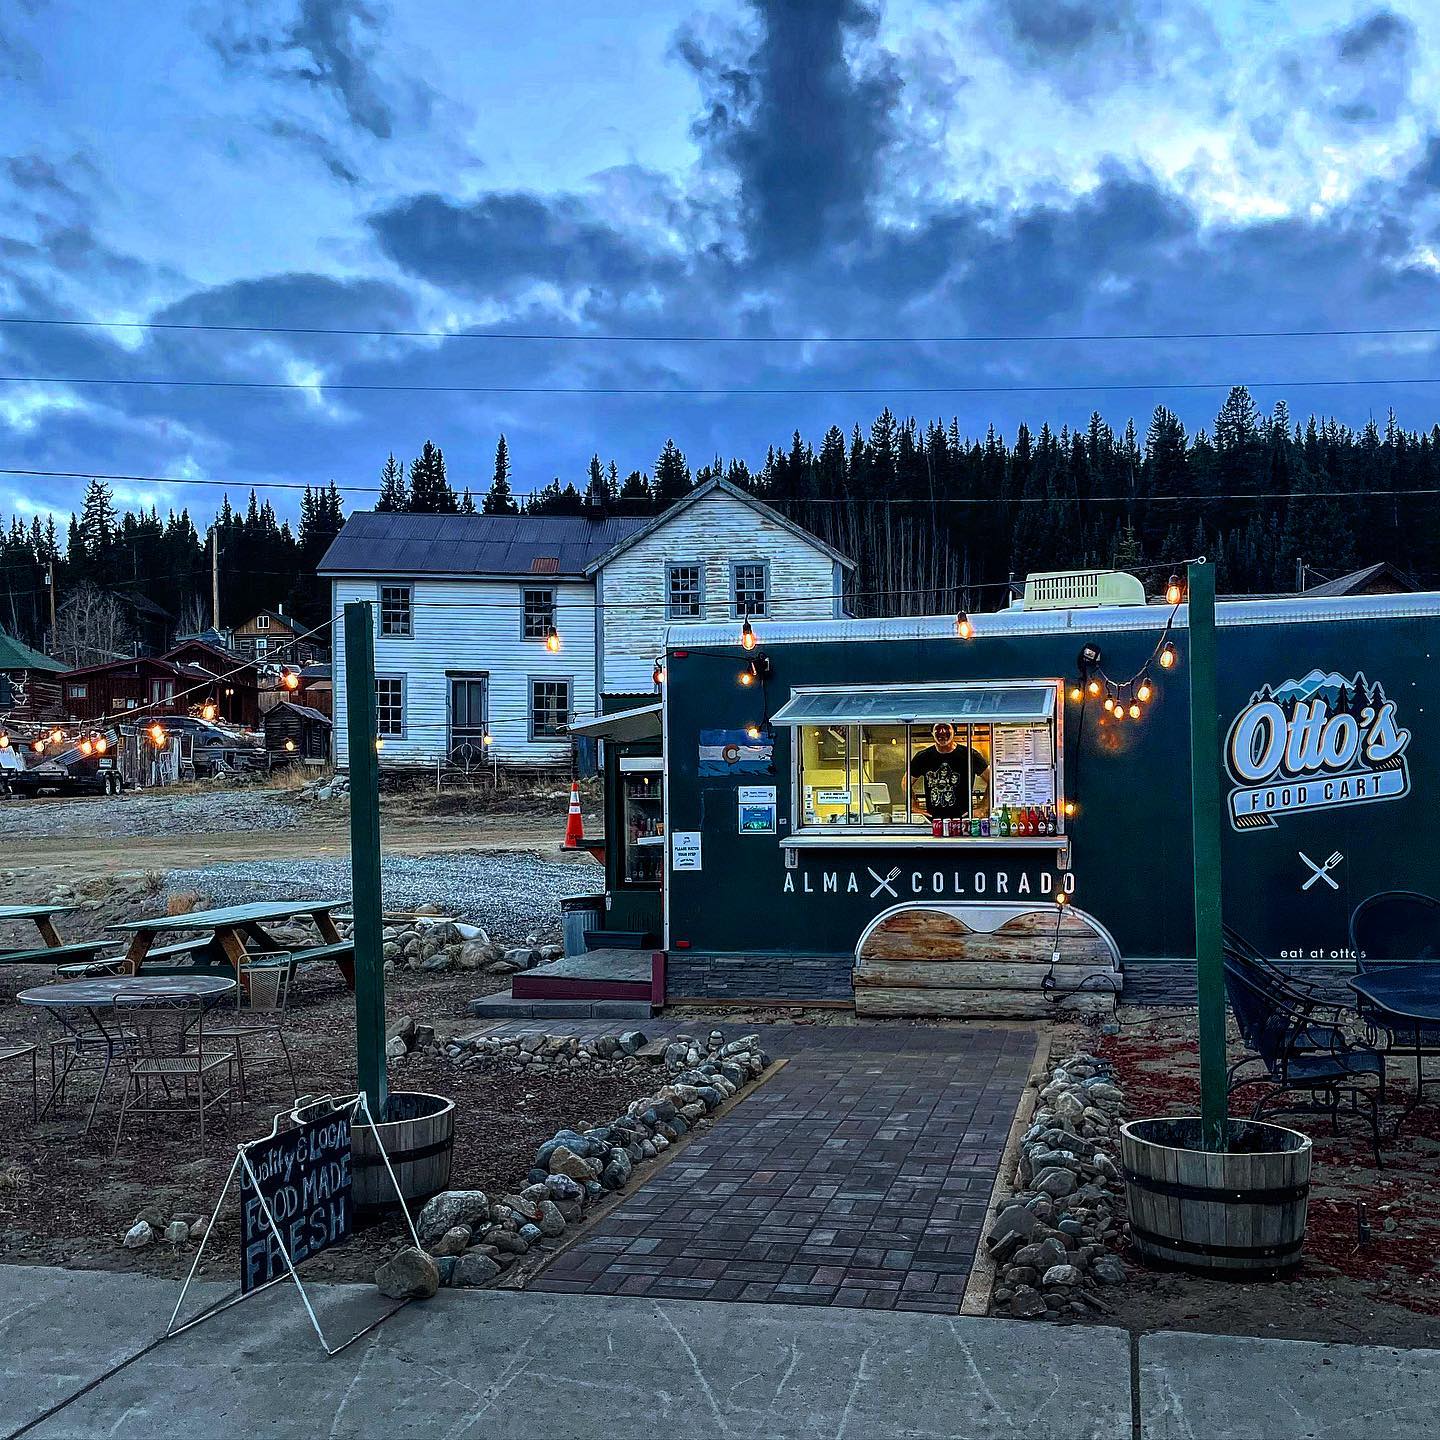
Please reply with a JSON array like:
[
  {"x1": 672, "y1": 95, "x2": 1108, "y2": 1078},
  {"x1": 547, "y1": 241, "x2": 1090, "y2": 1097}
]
[
  {"x1": 380, "y1": 1032, "x2": 771, "y2": 1292},
  {"x1": 442, "y1": 1028, "x2": 650, "y2": 1074},
  {"x1": 985, "y1": 1050, "x2": 1130, "y2": 1320},
  {"x1": 296, "y1": 773, "x2": 351, "y2": 802},
  {"x1": 120, "y1": 1204, "x2": 211, "y2": 1250}
]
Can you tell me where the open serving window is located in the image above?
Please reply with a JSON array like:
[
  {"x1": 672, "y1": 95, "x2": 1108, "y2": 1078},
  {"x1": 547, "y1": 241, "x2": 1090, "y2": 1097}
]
[{"x1": 771, "y1": 681, "x2": 1065, "y2": 843}]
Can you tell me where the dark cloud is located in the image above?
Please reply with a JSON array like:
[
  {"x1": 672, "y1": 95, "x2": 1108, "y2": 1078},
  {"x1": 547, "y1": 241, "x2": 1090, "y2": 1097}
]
[
  {"x1": 980, "y1": 0, "x2": 1158, "y2": 72},
  {"x1": 368, "y1": 192, "x2": 683, "y2": 298},
  {"x1": 211, "y1": 0, "x2": 429, "y2": 140},
  {"x1": 264, "y1": 118, "x2": 361, "y2": 184},
  {"x1": 680, "y1": 0, "x2": 902, "y2": 263}
]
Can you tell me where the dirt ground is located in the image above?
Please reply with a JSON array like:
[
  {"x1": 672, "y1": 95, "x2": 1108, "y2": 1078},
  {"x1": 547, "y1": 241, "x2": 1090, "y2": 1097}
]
[
  {"x1": 0, "y1": 967, "x2": 659, "y2": 1284},
  {"x1": 1068, "y1": 1009, "x2": 1440, "y2": 1348}
]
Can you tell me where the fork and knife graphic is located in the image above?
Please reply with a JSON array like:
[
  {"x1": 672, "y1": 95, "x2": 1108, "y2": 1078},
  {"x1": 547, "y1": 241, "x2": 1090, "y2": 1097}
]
[{"x1": 1299, "y1": 850, "x2": 1343, "y2": 891}]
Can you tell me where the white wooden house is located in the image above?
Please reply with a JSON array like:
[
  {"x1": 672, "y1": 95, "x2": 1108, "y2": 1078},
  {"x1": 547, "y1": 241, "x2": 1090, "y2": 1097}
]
[{"x1": 320, "y1": 479, "x2": 854, "y2": 771}]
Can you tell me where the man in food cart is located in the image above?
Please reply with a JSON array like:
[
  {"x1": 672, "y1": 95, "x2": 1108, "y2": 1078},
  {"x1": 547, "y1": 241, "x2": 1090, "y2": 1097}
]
[{"x1": 906, "y1": 721, "x2": 989, "y2": 819}]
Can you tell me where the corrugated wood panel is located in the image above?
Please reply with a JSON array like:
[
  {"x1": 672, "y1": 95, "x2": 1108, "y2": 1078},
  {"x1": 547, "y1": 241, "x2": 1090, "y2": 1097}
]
[
  {"x1": 332, "y1": 576, "x2": 595, "y2": 768},
  {"x1": 600, "y1": 491, "x2": 839, "y2": 694}
]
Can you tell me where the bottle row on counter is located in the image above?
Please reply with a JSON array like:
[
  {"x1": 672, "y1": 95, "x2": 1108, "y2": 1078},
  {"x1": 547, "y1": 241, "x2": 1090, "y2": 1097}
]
[{"x1": 929, "y1": 803, "x2": 1060, "y2": 838}]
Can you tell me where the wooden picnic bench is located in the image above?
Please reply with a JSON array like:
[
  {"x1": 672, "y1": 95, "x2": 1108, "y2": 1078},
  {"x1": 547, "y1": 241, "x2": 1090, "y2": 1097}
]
[
  {"x1": 109, "y1": 901, "x2": 355, "y2": 990},
  {"x1": 53, "y1": 934, "x2": 218, "y2": 978},
  {"x1": 0, "y1": 905, "x2": 110, "y2": 975}
]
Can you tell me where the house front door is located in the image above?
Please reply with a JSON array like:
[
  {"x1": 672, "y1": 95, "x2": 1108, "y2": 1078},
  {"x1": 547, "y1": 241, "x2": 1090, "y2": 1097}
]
[{"x1": 448, "y1": 674, "x2": 489, "y2": 767}]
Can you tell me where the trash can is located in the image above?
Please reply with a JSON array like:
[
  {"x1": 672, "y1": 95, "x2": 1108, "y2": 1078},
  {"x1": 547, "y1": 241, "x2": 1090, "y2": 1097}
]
[{"x1": 561, "y1": 895, "x2": 603, "y2": 956}]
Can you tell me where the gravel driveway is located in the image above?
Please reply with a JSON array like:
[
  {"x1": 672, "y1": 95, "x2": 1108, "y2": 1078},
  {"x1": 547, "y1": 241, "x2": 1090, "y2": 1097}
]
[
  {"x1": 0, "y1": 790, "x2": 304, "y2": 838},
  {"x1": 166, "y1": 851, "x2": 599, "y2": 939}
]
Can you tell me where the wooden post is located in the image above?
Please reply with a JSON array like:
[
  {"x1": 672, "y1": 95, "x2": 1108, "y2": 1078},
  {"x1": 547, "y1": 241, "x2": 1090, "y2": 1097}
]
[
  {"x1": 344, "y1": 601, "x2": 387, "y2": 1121},
  {"x1": 1188, "y1": 559, "x2": 1228, "y2": 1151}
]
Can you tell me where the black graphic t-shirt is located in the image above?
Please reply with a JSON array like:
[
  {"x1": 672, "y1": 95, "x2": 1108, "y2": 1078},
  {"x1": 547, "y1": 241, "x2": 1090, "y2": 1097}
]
[{"x1": 909, "y1": 745, "x2": 987, "y2": 818}]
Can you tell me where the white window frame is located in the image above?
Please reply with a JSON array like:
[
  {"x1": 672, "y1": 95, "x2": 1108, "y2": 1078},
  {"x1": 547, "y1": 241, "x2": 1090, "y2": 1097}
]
[
  {"x1": 67, "y1": 682, "x2": 88, "y2": 699},
  {"x1": 666, "y1": 562, "x2": 703, "y2": 620},
  {"x1": 255, "y1": 614, "x2": 270, "y2": 631},
  {"x1": 375, "y1": 674, "x2": 406, "y2": 738},
  {"x1": 379, "y1": 583, "x2": 413, "y2": 638},
  {"x1": 529, "y1": 676, "x2": 572, "y2": 741},
  {"x1": 732, "y1": 560, "x2": 769, "y2": 618}
]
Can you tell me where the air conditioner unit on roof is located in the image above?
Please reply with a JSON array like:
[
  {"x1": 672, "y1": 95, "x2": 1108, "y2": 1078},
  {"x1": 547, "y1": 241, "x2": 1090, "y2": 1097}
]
[{"x1": 1022, "y1": 569, "x2": 1147, "y2": 610}]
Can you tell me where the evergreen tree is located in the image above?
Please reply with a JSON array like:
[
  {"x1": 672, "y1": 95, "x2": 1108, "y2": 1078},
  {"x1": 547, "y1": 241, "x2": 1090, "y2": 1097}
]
[
  {"x1": 409, "y1": 440, "x2": 458, "y2": 513},
  {"x1": 376, "y1": 452, "x2": 408, "y2": 511},
  {"x1": 459, "y1": 488, "x2": 476, "y2": 514},
  {"x1": 653, "y1": 439, "x2": 691, "y2": 506},
  {"x1": 482, "y1": 435, "x2": 519, "y2": 514}
]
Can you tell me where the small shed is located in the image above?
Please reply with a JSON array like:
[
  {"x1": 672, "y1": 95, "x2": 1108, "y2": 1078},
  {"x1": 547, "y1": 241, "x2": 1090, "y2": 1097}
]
[
  {"x1": 263, "y1": 700, "x2": 332, "y2": 766},
  {"x1": 0, "y1": 630, "x2": 66, "y2": 720}
]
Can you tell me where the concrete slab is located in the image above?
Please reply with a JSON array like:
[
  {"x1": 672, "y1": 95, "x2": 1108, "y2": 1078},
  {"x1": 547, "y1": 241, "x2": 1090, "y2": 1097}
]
[
  {"x1": 1140, "y1": 1330, "x2": 1440, "y2": 1440},
  {"x1": 5, "y1": 1267, "x2": 1132, "y2": 1440},
  {"x1": 465, "y1": 996, "x2": 652, "y2": 1019}
]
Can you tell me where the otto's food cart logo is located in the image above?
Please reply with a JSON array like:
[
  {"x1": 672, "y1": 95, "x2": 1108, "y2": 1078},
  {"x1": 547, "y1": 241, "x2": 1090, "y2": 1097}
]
[{"x1": 1225, "y1": 670, "x2": 1410, "y2": 830}]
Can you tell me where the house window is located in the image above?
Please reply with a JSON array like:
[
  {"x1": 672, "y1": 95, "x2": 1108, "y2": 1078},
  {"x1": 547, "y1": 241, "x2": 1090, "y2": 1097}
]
[
  {"x1": 254, "y1": 637, "x2": 268, "y2": 657},
  {"x1": 67, "y1": 683, "x2": 87, "y2": 700},
  {"x1": 380, "y1": 584, "x2": 413, "y2": 637},
  {"x1": 149, "y1": 678, "x2": 175, "y2": 703},
  {"x1": 376, "y1": 677, "x2": 405, "y2": 737},
  {"x1": 529, "y1": 678, "x2": 571, "y2": 740},
  {"x1": 255, "y1": 614, "x2": 270, "y2": 631},
  {"x1": 522, "y1": 587, "x2": 556, "y2": 640},
  {"x1": 667, "y1": 563, "x2": 703, "y2": 620},
  {"x1": 733, "y1": 561, "x2": 769, "y2": 618}
]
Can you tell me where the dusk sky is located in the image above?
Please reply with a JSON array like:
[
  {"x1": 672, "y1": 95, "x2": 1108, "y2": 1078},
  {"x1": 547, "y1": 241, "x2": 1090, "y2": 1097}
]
[{"x1": 4, "y1": 0, "x2": 1440, "y2": 524}]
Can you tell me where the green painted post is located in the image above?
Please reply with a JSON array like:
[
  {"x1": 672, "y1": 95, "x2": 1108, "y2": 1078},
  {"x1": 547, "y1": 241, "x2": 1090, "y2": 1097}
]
[
  {"x1": 344, "y1": 600, "x2": 388, "y2": 1121},
  {"x1": 1188, "y1": 559, "x2": 1228, "y2": 1151}
]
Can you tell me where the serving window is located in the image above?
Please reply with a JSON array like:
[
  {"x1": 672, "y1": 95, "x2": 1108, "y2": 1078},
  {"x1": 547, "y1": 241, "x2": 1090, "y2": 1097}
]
[{"x1": 775, "y1": 682, "x2": 1063, "y2": 838}]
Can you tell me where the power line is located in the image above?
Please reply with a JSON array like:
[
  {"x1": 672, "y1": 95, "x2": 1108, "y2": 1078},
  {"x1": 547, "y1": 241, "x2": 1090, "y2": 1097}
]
[
  {"x1": 7, "y1": 373, "x2": 1440, "y2": 397},
  {"x1": 4, "y1": 316, "x2": 1440, "y2": 345},
  {"x1": 3, "y1": 467, "x2": 1439, "y2": 506}
]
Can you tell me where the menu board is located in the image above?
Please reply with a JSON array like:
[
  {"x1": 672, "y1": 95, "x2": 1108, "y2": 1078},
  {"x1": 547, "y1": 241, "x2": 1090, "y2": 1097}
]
[{"x1": 990, "y1": 724, "x2": 1056, "y2": 810}]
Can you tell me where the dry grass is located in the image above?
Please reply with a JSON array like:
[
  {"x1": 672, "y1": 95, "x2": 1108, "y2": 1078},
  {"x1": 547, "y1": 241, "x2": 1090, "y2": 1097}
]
[
  {"x1": 165, "y1": 891, "x2": 202, "y2": 916},
  {"x1": 261, "y1": 762, "x2": 329, "y2": 791}
]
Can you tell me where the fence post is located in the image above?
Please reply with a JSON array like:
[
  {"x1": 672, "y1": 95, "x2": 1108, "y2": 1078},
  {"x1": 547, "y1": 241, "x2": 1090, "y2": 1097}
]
[
  {"x1": 1188, "y1": 559, "x2": 1228, "y2": 1150},
  {"x1": 343, "y1": 600, "x2": 387, "y2": 1121}
]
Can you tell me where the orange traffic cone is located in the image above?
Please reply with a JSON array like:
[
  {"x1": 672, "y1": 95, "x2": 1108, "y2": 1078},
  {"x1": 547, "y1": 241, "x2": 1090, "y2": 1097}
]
[{"x1": 563, "y1": 780, "x2": 585, "y2": 848}]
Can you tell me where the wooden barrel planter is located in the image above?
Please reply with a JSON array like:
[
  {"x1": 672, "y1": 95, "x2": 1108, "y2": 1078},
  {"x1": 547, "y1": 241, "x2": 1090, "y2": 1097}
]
[
  {"x1": 1120, "y1": 1116, "x2": 1311, "y2": 1276},
  {"x1": 295, "y1": 1091, "x2": 455, "y2": 1213}
]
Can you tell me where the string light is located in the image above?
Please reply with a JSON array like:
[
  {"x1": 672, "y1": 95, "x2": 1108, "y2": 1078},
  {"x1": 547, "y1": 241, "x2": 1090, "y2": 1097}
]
[
  {"x1": 1103, "y1": 694, "x2": 1115, "y2": 713},
  {"x1": 78, "y1": 738, "x2": 93, "y2": 756},
  {"x1": 0, "y1": 732, "x2": 8, "y2": 749},
  {"x1": 280, "y1": 668, "x2": 301, "y2": 690},
  {"x1": 653, "y1": 658, "x2": 666, "y2": 686},
  {"x1": 1055, "y1": 890, "x2": 1069, "y2": 907},
  {"x1": 31, "y1": 738, "x2": 44, "y2": 753},
  {"x1": 1086, "y1": 678, "x2": 1101, "y2": 697},
  {"x1": 1165, "y1": 574, "x2": 1184, "y2": 606},
  {"x1": 147, "y1": 722, "x2": 168, "y2": 749},
  {"x1": 482, "y1": 733, "x2": 493, "y2": 747},
  {"x1": 1159, "y1": 641, "x2": 1178, "y2": 670},
  {"x1": 1137, "y1": 677, "x2": 1153, "y2": 703},
  {"x1": 1068, "y1": 682, "x2": 1083, "y2": 702},
  {"x1": 954, "y1": 611, "x2": 973, "y2": 640},
  {"x1": 1128, "y1": 699, "x2": 1142, "y2": 720},
  {"x1": 740, "y1": 618, "x2": 757, "y2": 651},
  {"x1": 200, "y1": 700, "x2": 219, "y2": 720},
  {"x1": 94, "y1": 736, "x2": 108, "y2": 754},
  {"x1": 544, "y1": 624, "x2": 561, "y2": 653},
  {"x1": 283, "y1": 738, "x2": 297, "y2": 753},
  {"x1": 49, "y1": 728, "x2": 63, "y2": 744},
  {"x1": 739, "y1": 668, "x2": 755, "y2": 687},
  {"x1": 1062, "y1": 800, "x2": 1077, "y2": 818},
  {"x1": 744, "y1": 722, "x2": 762, "y2": 740}
]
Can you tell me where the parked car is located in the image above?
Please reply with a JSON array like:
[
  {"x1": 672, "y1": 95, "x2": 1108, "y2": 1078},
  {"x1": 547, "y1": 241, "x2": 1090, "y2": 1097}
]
[{"x1": 161, "y1": 716, "x2": 267, "y2": 777}]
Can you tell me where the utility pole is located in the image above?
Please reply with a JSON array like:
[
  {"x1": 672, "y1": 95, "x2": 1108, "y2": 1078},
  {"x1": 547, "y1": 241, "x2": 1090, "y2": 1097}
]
[
  {"x1": 210, "y1": 527, "x2": 220, "y2": 632},
  {"x1": 43, "y1": 565, "x2": 56, "y2": 648},
  {"x1": 1188, "y1": 558, "x2": 1228, "y2": 1151},
  {"x1": 344, "y1": 600, "x2": 387, "y2": 1120}
]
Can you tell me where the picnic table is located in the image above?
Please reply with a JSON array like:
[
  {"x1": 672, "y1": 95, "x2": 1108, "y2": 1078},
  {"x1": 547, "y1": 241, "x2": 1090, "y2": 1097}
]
[
  {"x1": 1349, "y1": 963, "x2": 1440, "y2": 1136},
  {"x1": 109, "y1": 901, "x2": 355, "y2": 990},
  {"x1": 0, "y1": 904, "x2": 110, "y2": 970},
  {"x1": 17, "y1": 974, "x2": 237, "y2": 1132}
]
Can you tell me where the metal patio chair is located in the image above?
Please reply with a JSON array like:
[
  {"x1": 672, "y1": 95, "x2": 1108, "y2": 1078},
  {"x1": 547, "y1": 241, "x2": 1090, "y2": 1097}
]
[
  {"x1": 1224, "y1": 956, "x2": 1386, "y2": 1165},
  {"x1": 1221, "y1": 924, "x2": 1358, "y2": 1012},
  {"x1": 1, "y1": 1036, "x2": 38, "y2": 1122},
  {"x1": 110, "y1": 989, "x2": 234, "y2": 1157},
  {"x1": 204, "y1": 953, "x2": 299, "y2": 1101}
]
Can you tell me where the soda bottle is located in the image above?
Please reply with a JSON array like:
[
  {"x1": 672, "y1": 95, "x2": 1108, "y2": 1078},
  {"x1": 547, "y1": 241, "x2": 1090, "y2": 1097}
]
[
  {"x1": 1015, "y1": 806, "x2": 1027, "y2": 836},
  {"x1": 998, "y1": 805, "x2": 1011, "y2": 837},
  {"x1": 1021, "y1": 806, "x2": 1034, "y2": 836},
  {"x1": 1044, "y1": 803, "x2": 1056, "y2": 835}
]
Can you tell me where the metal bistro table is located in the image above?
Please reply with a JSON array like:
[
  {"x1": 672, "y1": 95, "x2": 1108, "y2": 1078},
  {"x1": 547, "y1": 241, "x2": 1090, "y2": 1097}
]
[
  {"x1": 17, "y1": 974, "x2": 237, "y2": 1132},
  {"x1": 109, "y1": 900, "x2": 353, "y2": 989},
  {"x1": 1349, "y1": 963, "x2": 1440, "y2": 1136}
]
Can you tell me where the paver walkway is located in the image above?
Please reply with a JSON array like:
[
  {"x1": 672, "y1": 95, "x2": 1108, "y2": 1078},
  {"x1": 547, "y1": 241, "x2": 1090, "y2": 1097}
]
[{"x1": 533, "y1": 1024, "x2": 1036, "y2": 1311}]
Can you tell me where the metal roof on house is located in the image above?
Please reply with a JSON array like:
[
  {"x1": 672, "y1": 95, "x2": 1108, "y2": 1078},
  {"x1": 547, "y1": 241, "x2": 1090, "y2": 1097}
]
[
  {"x1": 318, "y1": 511, "x2": 648, "y2": 579},
  {"x1": 0, "y1": 630, "x2": 65, "y2": 673},
  {"x1": 1297, "y1": 561, "x2": 1421, "y2": 597},
  {"x1": 266, "y1": 700, "x2": 332, "y2": 728}
]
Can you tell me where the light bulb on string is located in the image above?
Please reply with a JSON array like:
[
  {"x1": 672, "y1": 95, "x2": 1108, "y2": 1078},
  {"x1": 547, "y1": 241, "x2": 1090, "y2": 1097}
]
[
  {"x1": 1086, "y1": 678, "x2": 1101, "y2": 697},
  {"x1": 1063, "y1": 800, "x2": 1077, "y2": 818},
  {"x1": 147, "y1": 722, "x2": 168, "y2": 749},
  {"x1": 745, "y1": 722, "x2": 762, "y2": 740},
  {"x1": 1158, "y1": 641, "x2": 1178, "y2": 670},
  {"x1": 1055, "y1": 890, "x2": 1069, "y2": 908},
  {"x1": 738, "y1": 669, "x2": 754, "y2": 687},
  {"x1": 284, "y1": 738, "x2": 296, "y2": 753},
  {"x1": 1128, "y1": 699, "x2": 1141, "y2": 719},
  {"x1": 652, "y1": 659, "x2": 666, "y2": 686},
  {"x1": 740, "y1": 618, "x2": 756, "y2": 651},
  {"x1": 200, "y1": 700, "x2": 218, "y2": 721},
  {"x1": 95, "y1": 736, "x2": 108, "y2": 755},
  {"x1": 79, "y1": 738, "x2": 93, "y2": 757},
  {"x1": 32, "y1": 739, "x2": 44, "y2": 753},
  {"x1": 544, "y1": 625, "x2": 560, "y2": 654},
  {"x1": 954, "y1": 611, "x2": 973, "y2": 640},
  {"x1": 1137, "y1": 676, "x2": 1153, "y2": 703},
  {"x1": 1068, "y1": 682, "x2": 1083, "y2": 703},
  {"x1": 0, "y1": 732, "x2": 8, "y2": 750},
  {"x1": 281, "y1": 669, "x2": 300, "y2": 691},
  {"x1": 1165, "y1": 574, "x2": 1184, "y2": 606},
  {"x1": 482, "y1": 733, "x2": 492, "y2": 747},
  {"x1": 50, "y1": 728, "x2": 63, "y2": 744},
  {"x1": 1103, "y1": 694, "x2": 1115, "y2": 713}
]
